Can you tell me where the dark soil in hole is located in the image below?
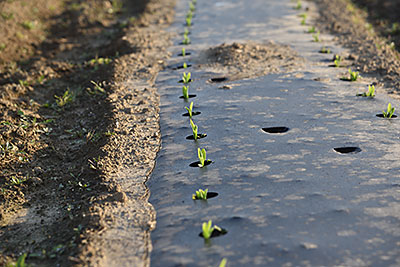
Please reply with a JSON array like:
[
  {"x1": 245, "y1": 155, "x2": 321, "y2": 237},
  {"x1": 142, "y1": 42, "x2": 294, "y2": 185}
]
[
  {"x1": 169, "y1": 63, "x2": 193, "y2": 70},
  {"x1": 186, "y1": 133, "x2": 207, "y2": 140},
  {"x1": 193, "y1": 192, "x2": 219, "y2": 200},
  {"x1": 262, "y1": 127, "x2": 290, "y2": 134},
  {"x1": 189, "y1": 160, "x2": 213, "y2": 168},
  {"x1": 178, "y1": 79, "x2": 193, "y2": 83},
  {"x1": 208, "y1": 77, "x2": 228, "y2": 83},
  {"x1": 334, "y1": 147, "x2": 362, "y2": 154},
  {"x1": 179, "y1": 94, "x2": 196, "y2": 99},
  {"x1": 178, "y1": 52, "x2": 192, "y2": 56},
  {"x1": 179, "y1": 41, "x2": 191, "y2": 45},
  {"x1": 182, "y1": 111, "x2": 201, "y2": 117},
  {"x1": 376, "y1": 114, "x2": 398, "y2": 118},
  {"x1": 198, "y1": 228, "x2": 228, "y2": 238}
]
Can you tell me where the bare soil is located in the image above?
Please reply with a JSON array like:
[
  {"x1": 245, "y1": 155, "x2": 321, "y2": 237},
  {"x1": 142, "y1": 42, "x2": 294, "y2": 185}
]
[{"x1": 0, "y1": 0, "x2": 175, "y2": 266}]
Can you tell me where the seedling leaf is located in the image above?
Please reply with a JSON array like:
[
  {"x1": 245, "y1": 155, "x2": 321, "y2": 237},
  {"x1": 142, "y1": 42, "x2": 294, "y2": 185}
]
[
  {"x1": 190, "y1": 119, "x2": 198, "y2": 140},
  {"x1": 185, "y1": 102, "x2": 194, "y2": 118}
]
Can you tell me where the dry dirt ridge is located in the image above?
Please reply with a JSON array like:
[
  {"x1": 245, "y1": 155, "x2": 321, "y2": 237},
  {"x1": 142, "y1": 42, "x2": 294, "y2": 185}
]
[{"x1": 0, "y1": 0, "x2": 175, "y2": 266}]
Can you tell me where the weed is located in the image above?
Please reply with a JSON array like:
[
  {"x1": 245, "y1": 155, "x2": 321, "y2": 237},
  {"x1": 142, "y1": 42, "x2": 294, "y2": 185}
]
[
  {"x1": 320, "y1": 46, "x2": 331, "y2": 53},
  {"x1": 54, "y1": 89, "x2": 73, "y2": 107},
  {"x1": 202, "y1": 220, "x2": 221, "y2": 239},
  {"x1": 198, "y1": 147, "x2": 207, "y2": 167},
  {"x1": 312, "y1": 31, "x2": 320, "y2": 42},
  {"x1": 21, "y1": 21, "x2": 35, "y2": 30},
  {"x1": 190, "y1": 119, "x2": 198, "y2": 140},
  {"x1": 382, "y1": 103, "x2": 395, "y2": 118},
  {"x1": 358, "y1": 85, "x2": 375, "y2": 98},
  {"x1": 6, "y1": 253, "x2": 27, "y2": 267},
  {"x1": 10, "y1": 176, "x2": 27, "y2": 186},
  {"x1": 87, "y1": 81, "x2": 106, "y2": 95},
  {"x1": 294, "y1": 0, "x2": 302, "y2": 10},
  {"x1": 348, "y1": 68, "x2": 359, "y2": 81},
  {"x1": 219, "y1": 258, "x2": 227, "y2": 267},
  {"x1": 183, "y1": 35, "x2": 190, "y2": 45},
  {"x1": 334, "y1": 55, "x2": 342, "y2": 67},
  {"x1": 192, "y1": 188, "x2": 208, "y2": 200},
  {"x1": 185, "y1": 102, "x2": 194, "y2": 118},
  {"x1": 307, "y1": 26, "x2": 316, "y2": 33},
  {"x1": 181, "y1": 47, "x2": 186, "y2": 57},
  {"x1": 182, "y1": 85, "x2": 189, "y2": 99},
  {"x1": 182, "y1": 72, "x2": 191, "y2": 84}
]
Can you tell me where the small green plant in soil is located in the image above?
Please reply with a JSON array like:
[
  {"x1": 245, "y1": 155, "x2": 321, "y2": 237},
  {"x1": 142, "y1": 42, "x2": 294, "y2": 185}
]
[
  {"x1": 183, "y1": 34, "x2": 190, "y2": 45},
  {"x1": 202, "y1": 220, "x2": 222, "y2": 239},
  {"x1": 183, "y1": 62, "x2": 188, "y2": 69},
  {"x1": 181, "y1": 47, "x2": 186, "y2": 56},
  {"x1": 348, "y1": 68, "x2": 359, "y2": 81},
  {"x1": 186, "y1": 16, "x2": 192, "y2": 27},
  {"x1": 219, "y1": 258, "x2": 227, "y2": 267},
  {"x1": 299, "y1": 13, "x2": 307, "y2": 25},
  {"x1": 312, "y1": 31, "x2": 320, "y2": 42},
  {"x1": 307, "y1": 26, "x2": 316, "y2": 33},
  {"x1": 189, "y1": 2, "x2": 196, "y2": 12},
  {"x1": 382, "y1": 103, "x2": 395, "y2": 119},
  {"x1": 198, "y1": 147, "x2": 208, "y2": 167},
  {"x1": 334, "y1": 55, "x2": 342, "y2": 67},
  {"x1": 294, "y1": 0, "x2": 302, "y2": 10},
  {"x1": 54, "y1": 89, "x2": 73, "y2": 107},
  {"x1": 185, "y1": 102, "x2": 194, "y2": 118},
  {"x1": 320, "y1": 46, "x2": 331, "y2": 53},
  {"x1": 182, "y1": 85, "x2": 189, "y2": 99},
  {"x1": 192, "y1": 188, "x2": 208, "y2": 200},
  {"x1": 6, "y1": 253, "x2": 27, "y2": 267},
  {"x1": 184, "y1": 27, "x2": 190, "y2": 36},
  {"x1": 87, "y1": 81, "x2": 106, "y2": 95},
  {"x1": 186, "y1": 10, "x2": 193, "y2": 20},
  {"x1": 357, "y1": 85, "x2": 375, "y2": 98},
  {"x1": 182, "y1": 72, "x2": 191, "y2": 84},
  {"x1": 190, "y1": 119, "x2": 198, "y2": 139}
]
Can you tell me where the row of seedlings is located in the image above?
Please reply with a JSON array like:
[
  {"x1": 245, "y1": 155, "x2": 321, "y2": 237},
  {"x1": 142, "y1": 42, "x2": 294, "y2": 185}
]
[{"x1": 176, "y1": 1, "x2": 227, "y2": 266}]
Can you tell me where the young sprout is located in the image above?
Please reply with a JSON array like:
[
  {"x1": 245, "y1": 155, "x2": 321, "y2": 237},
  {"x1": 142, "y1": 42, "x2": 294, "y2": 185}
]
[
  {"x1": 219, "y1": 259, "x2": 227, "y2": 267},
  {"x1": 184, "y1": 27, "x2": 190, "y2": 36},
  {"x1": 202, "y1": 220, "x2": 221, "y2": 239},
  {"x1": 334, "y1": 55, "x2": 342, "y2": 67},
  {"x1": 185, "y1": 102, "x2": 194, "y2": 118},
  {"x1": 186, "y1": 10, "x2": 193, "y2": 20},
  {"x1": 182, "y1": 85, "x2": 189, "y2": 99},
  {"x1": 182, "y1": 72, "x2": 191, "y2": 84},
  {"x1": 192, "y1": 188, "x2": 208, "y2": 200},
  {"x1": 348, "y1": 68, "x2": 359, "y2": 81},
  {"x1": 186, "y1": 16, "x2": 192, "y2": 27},
  {"x1": 183, "y1": 62, "x2": 188, "y2": 69},
  {"x1": 190, "y1": 119, "x2": 198, "y2": 140},
  {"x1": 181, "y1": 47, "x2": 186, "y2": 57},
  {"x1": 312, "y1": 31, "x2": 320, "y2": 42},
  {"x1": 299, "y1": 13, "x2": 307, "y2": 25},
  {"x1": 294, "y1": 0, "x2": 302, "y2": 10},
  {"x1": 308, "y1": 26, "x2": 316, "y2": 33},
  {"x1": 183, "y1": 34, "x2": 190, "y2": 45},
  {"x1": 198, "y1": 147, "x2": 207, "y2": 167},
  {"x1": 189, "y1": 2, "x2": 195, "y2": 12},
  {"x1": 382, "y1": 103, "x2": 395, "y2": 118},
  {"x1": 320, "y1": 46, "x2": 331, "y2": 53},
  {"x1": 358, "y1": 84, "x2": 375, "y2": 97}
]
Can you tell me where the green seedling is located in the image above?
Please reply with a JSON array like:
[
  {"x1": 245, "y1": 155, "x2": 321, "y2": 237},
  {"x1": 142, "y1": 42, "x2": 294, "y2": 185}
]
[
  {"x1": 183, "y1": 62, "x2": 188, "y2": 69},
  {"x1": 186, "y1": 10, "x2": 193, "y2": 20},
  {"x1": 358, "y1": 85, "x2": 375, "y2": 98},
  {"x1": 185, "y1": 102, "x2": 194, "y2": 118},
  {"x1": 334, "y1": 55, "x2": 342, "y2": 67},
  {"x1": 183, "y1": 35, "x2": 190, "y2": 45},
  {"x1": 202, "y1": 220, "x2": 221, "y2": 239},
  {"x1": 182, "y1": 85, "x2": 189, "y2": 99},
  {"x1": 189, "y1": 2, "x2": 196, "y2": 12},
  {"x1": 294, "y1": 0, "x2": 302, "y2": 10},
  {"x1": 192, "y1": 188, "x2": 208, "y2": 200},
  {"x1": 6, "y1": 253, "x2": 27, "y2": 267},
  {"x1": 181, "y1": 47, "x2": 186, "y2": 56},
  {"x1": 184, "y1": 28, "x2": 190, "y2": 36},
  {"x1": 301, "y1": 17, "x2": 306, "y2": 25},
  {"x1": 87, "y1": 81, "x2": 106, "y2": 95},
  {"x1": 198, "y1": 147, "x2": 207, "y2": 167},
  {"x1": 348, "y1": 68, "x2": 359, "y2": 81},
  {"x1": 190, "y1": 119, "x2": 198, "y2": 139},
  {"x1": 307, "y1": 26, "x2": 316, "y2": 33},
  {"x1": 182, "y1": 72, "x2": 191, "y2": 84},
  {"x1": 312, "y1": 31, "x2": 320, "y2": 42},
  {"x1": 382, "y1": 103, "x2": 395, "y2": 118},
  {"x1": 54, "y1": 89, "x2": 73, "y2": 107},
  {"x1": 219, "y1": 258, "x2": 227, "y2": 267},
  {"x1": 320, "y1": 46, "x2": 331, "y2": 54},
  {"x1": 186, "y1": 16, "x2": 192, "y2": 27}
]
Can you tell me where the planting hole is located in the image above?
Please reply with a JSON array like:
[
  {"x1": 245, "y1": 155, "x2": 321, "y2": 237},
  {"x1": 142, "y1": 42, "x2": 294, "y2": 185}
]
[
  {"x1": 179, "y1": 94, "x2": 196, "y2": 99},
  {"x1": 333, "y1": 147, "x2": 361, "y2": 154},
  {"x1": 178, "y1": 52, "x2": 191, "y2": 56},
  {"x1": 262, "y1": 127, "x2": 289, "y2": 134},
  {"x1": 186, "y1": 133, "x2": 207, "y2": 140},
  {"x1": 178, "y1": 79, "x2": 193, "y2": 83},
  {"x1": 170, "y1": 63, "x2": 192, "y2": 70},
  {"x1": 199, "y1": 228, "x2": 227, "y2": 238},
  {"x1": 193, "y1": 192, "x2": 219, "y2": 200},
  {"x1": 182, "y1": 111, "x2": 201, "y2": 117},
  {"x1": 376, "y1": 114, "x2": 398, "y2": 118},
  {"x1": 189, "y1": 160, "x2": 212, "y2": 168},
  {"x1": 208, "y1": 77, "x2": 228, "y2": 83}
]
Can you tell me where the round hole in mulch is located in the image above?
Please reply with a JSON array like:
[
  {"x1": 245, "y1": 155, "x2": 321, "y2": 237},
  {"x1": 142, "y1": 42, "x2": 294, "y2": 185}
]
[
  {"x1": 189, "y1": 160, "x2": 212, "y2": 168},
  {"x1": 186, "y1": 133, "x2": 207, "y2": 140},
  {"x1": 208, "y1": 77, "x2": 228, "y2": 83},
  {"x1": 178, "y1": 52, "x2": 191, "y2": 56},
  {"x1": 333, "y1": 147, "x2": 361, "y2": 154},
  {"x1": 376, "y1": 114, "x2": 398, "y2": 118},
  {"x1": 170, "y1": 63, "x2": 192, "y2": 70},
  {"x1": 198, "y1": 228, "x2": 227, "y2": 238},
  {"x1": 179, "y1": 94, "x2": 196, "y2": 99},
  {"x1": 178, "y1": 79, "x2": 193, "y2": 83},
  {"x1": 262, "y1": 127, "x2": 289, "y2": 134},
  {"x1": 182, "y1": 111, "x2": 201, "y2": 117},
  {"x1": 193, "y1": 192, "x2": 219, "y2": 200}
]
